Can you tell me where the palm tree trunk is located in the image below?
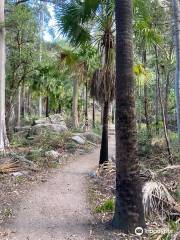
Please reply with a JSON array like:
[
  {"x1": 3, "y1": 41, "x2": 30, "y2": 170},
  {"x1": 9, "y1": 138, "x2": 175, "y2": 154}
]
[
  {"x1": 72, "y1": 79, "x2": 79, "y2": 128},
  {"x1": 113, "y1": 0, "x2": 145, "y2": 232},
  {"x1": 99, "y1": 100, "x2": 109, "y2": 165},
  {"x1": 0, "y1": 0, "x2": 9, "y2": 150},
  {"x1": 172, "y1": 0, "x2": 180, "y2": 144},
  {"x1": 45, "y1": 96, "x2": 49, "y2": 117},
  {"x1": 92, "y1": 98, "x2": 95, "y2": 128}
]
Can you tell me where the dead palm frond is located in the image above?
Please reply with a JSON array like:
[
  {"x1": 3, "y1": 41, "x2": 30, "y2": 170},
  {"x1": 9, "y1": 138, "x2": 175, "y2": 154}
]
[
  {"x1": 90, "y1": 65, "x2": 115, "y2": 104},
  {"x1": 0, "y1": 161, "x2": 20, "y2": 174},
  {"x1": 142, "y1": 181, "x2": 180, "y2": 218}
]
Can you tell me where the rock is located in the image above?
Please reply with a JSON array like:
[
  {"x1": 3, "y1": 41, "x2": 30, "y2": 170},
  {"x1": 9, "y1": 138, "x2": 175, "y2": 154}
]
[
  {"x1": 88, "y1": 171, "x2": 97, "y2": 178},
  {"x1": 14, "y1": 126, "x2": 32, "y2": 132},
  {"x1": 45, "y1": 150, "x2": 61, "y2": 159},
  {"x1": 83, "y1": 132, "x2": 101, "y2": 143},
  {"x1": 26, "y1": 136, "x2": 34, "y2": 140},
  {"x1": 35, "y1": 114, "x2": 66, "y2": 126},
  {"x1": 10, "y1": 171, "x2": 29, "y2": 177},
  {"x1": 49, "y1": 114, "x2": 65, "y2": 124},
  {"x1": 72, "y1": 136, "x2": 86, "y2": 145},
  {"x1": 32, "y1": 123, "x2": 67, "y2": 134}
]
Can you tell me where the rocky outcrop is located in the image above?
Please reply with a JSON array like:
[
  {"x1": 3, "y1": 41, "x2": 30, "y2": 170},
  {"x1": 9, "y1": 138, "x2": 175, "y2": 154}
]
[{"x1": 32, "y1": 114, "x2": 67, "y2": 134}]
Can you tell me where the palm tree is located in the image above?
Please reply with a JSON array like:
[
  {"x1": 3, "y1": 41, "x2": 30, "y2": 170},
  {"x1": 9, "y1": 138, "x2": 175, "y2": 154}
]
[
  {"x1": 91, "y1": 67, "x2": 114, "y2": 164},
  {"x1": 55, "y1": 0, "x2": 115, "y2": 164},
  {"x1": 0, "y1": 0, "x2": 9, "y2": 150},
  {"x1": 113, "y1": 0, "x2": 145, "y2": 232},
  {"x1": 59, "y1": 47, "x2": 88, "y2": 128}
]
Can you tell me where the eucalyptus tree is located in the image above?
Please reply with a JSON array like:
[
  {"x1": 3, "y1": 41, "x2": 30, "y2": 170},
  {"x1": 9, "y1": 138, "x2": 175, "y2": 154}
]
[
  {"x1": 134, "y1": 0, "x2": 163, "y2": 137},
  {"x1": 134, "y1": 0, "x2": 173, "y2": 161},
  {"x1": 55, "y1": 0, "x2": 115, "y2": 164},
  {"x1": 113, "y1": 0, "x2": 145, "y2": 232},
  {"x1": 0, "y1": 0, "x2": 9, "y2": 150},
  {"x1": 5, "y1": 3, "x2": 39, "y2": 128},
  {"x1": 172, "y1": 0, "x2": 180, "y2": 144}
]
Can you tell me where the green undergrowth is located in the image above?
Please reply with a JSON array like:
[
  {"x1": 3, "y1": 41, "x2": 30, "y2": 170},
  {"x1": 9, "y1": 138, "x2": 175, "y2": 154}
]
[{"x1": 95, "y1": 199, "x2": 115, "y2": 213}]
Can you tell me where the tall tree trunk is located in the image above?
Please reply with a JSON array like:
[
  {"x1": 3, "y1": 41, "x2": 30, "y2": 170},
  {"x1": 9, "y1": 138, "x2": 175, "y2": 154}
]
[
  {"x1": 101, "y1": 105, "x2": 103, "y2": 125},
  {"x1": 155, "y1": 46, "x2": 173, "y2": 164},
  {"x1": 99, "y1": 101, "x2": 109, "y2": 165},
  {"x1": 17, "y1": 86, "x2": 21, "y2": 127},
  {"x1": 113, "y1": 0, "x2": 145, "y2": 232},
  {"x1": 39, "y1": 3, "x2": 44, "y2": 118},
  {"x1": 142, "y1": 50, "x2": 151, "y2": 137},
  {"x1": 45, "y1": 96, "x2": 49, "y2": 117},
  {"x1": 172, "y1": 0, "x2": 180, "y2": 144},
  {"x1": 21, "y1": 84, "x2": 25, "y2": 119},
  {"x1": 155, "y1": 62, "x2": 159, "y2": 134},
  {"x1": 27, "y1": 89, "x2": 31, "y2": 115},
  {"x1": 92, "y1": 98, "x2": 95, "y2": 128},
  {"x1": 112, "y1": 101, "x2": 115, "y2": 124},
  {"x1": 58, "y1": 101, "x2": 62, "y2": 114},
  {"x1": 164, "y1": 71, "x2": 170, "y2": 128},
  {"x1": 72, "y1": 79, "x2": 79, "y2": 128},
  {"x1": 85, "y1": 79, "x2": 88, "y2": 120},
  {"x1": 0, "y1": 0, "x2": 9, "y2": 150},
  {"x1": 39, "y1": 96, "x2": 43, "y2": 118}
]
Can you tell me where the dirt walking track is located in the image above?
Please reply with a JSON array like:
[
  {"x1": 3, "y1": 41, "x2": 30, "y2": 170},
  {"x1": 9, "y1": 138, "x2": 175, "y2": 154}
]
[{"x1": 2, "y1": 132, "x2": 115, "y2": 240}]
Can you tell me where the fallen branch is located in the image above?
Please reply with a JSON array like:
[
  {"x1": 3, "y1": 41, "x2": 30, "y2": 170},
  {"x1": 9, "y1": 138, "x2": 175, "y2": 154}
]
[{"x1": 157, "y1": 165, "x2": 180, "y2": 174}]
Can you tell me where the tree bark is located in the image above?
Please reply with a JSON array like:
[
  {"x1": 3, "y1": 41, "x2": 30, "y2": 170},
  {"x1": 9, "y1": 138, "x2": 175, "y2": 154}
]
[
  {"x1": 17, "y1": 86, "x2": 21, "y2": 127},
  {"x1": 155, "y1": 46, "x2": 173, "y2": 164},
  {"x1": 172, "y1": 0, "x2": 180, "y2": 144},
  {"x1": 39, "y1": 96, "x2": 43, "y2": 118},
  {"x1": 72, "y1": 79, "x2": 79, "y2": 128},
  {"x1": 112, "y1": 101, "x2": 115, "y2": 124},
  {"x1": 113, "y1": 0, "x2": 145, "y2": 232},
  {"x1": 142, "y1": 50, "x2": 151, "y2": 137},
  {"x1": 155, "y1": 61, "x2": 159, "y2": 134},
  {"x1": 85, "y1": 79, "x2": 88, "y2": 120},
  {"x1": 39, "y1": 4, "x2": 43, "y2": 118},
  {"x1": 92, "y1": 98, "x2": 95, "y2": 128},
  {"x1": 21, "y1": 84, "x2": 25, "y2": 119},
  {"x1": 45, "y1": 96, "x2": 49, "y2": 117},
  {"x1": 99, "y1": 100, "x2": 109, "y2": 165},
  {"x1": 0, "y1": 0, "x2": 9, "y2": 150},
  {"x1": 164, "y1": 71, "x2": 170, "y2": 128}
]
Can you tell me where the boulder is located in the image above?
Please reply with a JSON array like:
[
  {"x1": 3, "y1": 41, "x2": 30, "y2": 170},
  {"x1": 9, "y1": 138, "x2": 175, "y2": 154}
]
[
  {"x1": 45, "y1": 150, "x2": 61, "y2": 159},
  {"x1": 35, "y1": 114, "x2": 66, "y2": 126},
  {"x1": 83, "y1": 132, "x2": 101, "y2": 143},
  {"x1": 32, "y1": 123, "x2": 67, "y2": 134},
  {"x1": 14, "y1": 126, "x2": 32, "y2": 132},
  {"x1": 72, "y1": 135, "x2": 85, "y2": 145}
]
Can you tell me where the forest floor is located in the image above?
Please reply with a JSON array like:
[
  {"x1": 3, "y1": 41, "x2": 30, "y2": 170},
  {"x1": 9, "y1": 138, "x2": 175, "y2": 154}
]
[
  {"x1": 0, "y1": 129, "x2": 115, "y2": 240},
  {"x1": 0, "y1": 125, "x2": 180, "y2": 240}
]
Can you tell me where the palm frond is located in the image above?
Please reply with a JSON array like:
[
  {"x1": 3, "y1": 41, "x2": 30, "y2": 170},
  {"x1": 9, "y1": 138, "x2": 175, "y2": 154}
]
[{"x1": 90, "y1": 65, "x2": 115, "y2": 104}]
